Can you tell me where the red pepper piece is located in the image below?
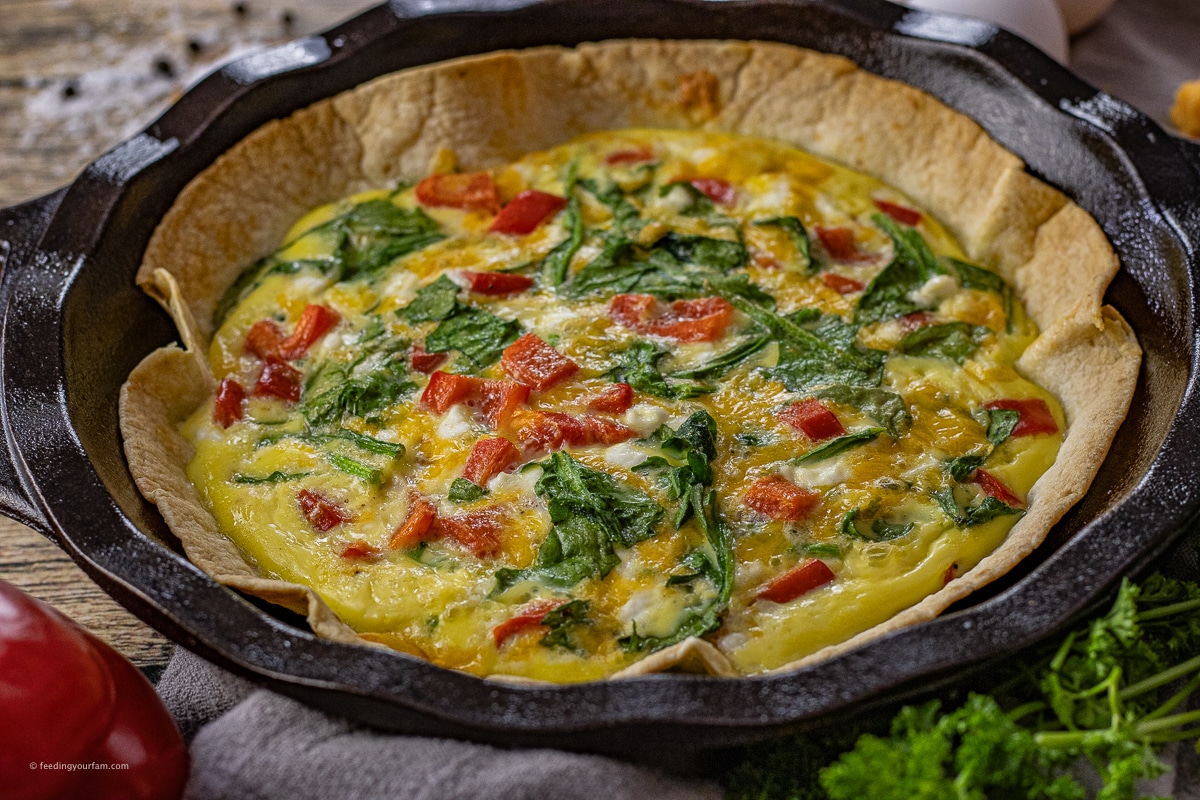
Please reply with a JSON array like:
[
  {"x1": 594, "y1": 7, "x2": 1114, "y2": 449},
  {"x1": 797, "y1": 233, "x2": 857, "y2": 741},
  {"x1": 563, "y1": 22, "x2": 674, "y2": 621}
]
[
  {"x1": 974, "y1": 469, "x2": 1024, "y2": 508},
  {"x1": 898, "y1": 311, "x2": 937, "y2": 332},
  {"x1": 437, "y1": 509, "x2": 503, "y2": 558},
  {"x1": 213, "y1": 377, "x2": 246, "y2": 428},
  {"x1": 277, "y1": 304, "x2": 340, "y2": 360},
  {"x1": 983, "y1": 398, "x2": 1059, "y2": 437},
  {"x1": 244, "y1": 319, "x2": 286, "y2": 360},
  {"x1": 298, "y1": 489, "x2": 353, "y2": 532},
  {"x1": 757, "y1": 560, "x2": 836, "y2": 604},
  {"x1": 576, "y1": 415, "x2": 639, "y2": 446},
  {"x1": 477, "y1": 379, "x2": 531, "y2": 429},
  {"x1": 874, "y1": 198, "x2": 922, "y2": 226},
  {"x1": 463, "y1": 270, "x2": 536, "y2": 296},
  {"x1": 604, "y1": 147, "x2": 655, "y2": 166},
  {"x1": 488, "y1": 190, "x2": 568, "y2": 235},
  {"x1": 586, "y1": 382, "x2": 634, "y2": 414},
  {"x1": 389, "y1": 496, "x2": 438, "y2": 550},
  {"x1": 750, "y1": 248, "x2": 784, "y2": 271},
  {"x1": 463, "y1": 436, "x2": 521, "y2": 486},
  {"x1": 253, "y1": 357, "x2": 302, "y2": 402},
  {"x1": 744, "y1": 475, "x2": 821, "y2": 521},
  {"x1": 822, "y1": 272, "x2": 865, "y2": 294},
  {"x1": 512, "y1": 411, "x2": 636, "y2": 455},
  {"x1": 501, "y1": 333, "x2": 579, "y2": 390},
  {"x1": 420, "y1": 371, "x2": 481, "y2": 414},
  {"x1": 688, "y1": 177, "x2": 737, "y2": 206},
  {"x1": 608, "y1": 294, "x2": 734, "y2": 342},
  {"x1": 492, "y1": 599, "x2": 567, "y2": 647},
  {"x1": 815, "y1": 225, "x2": 872, "y2": 263},
  {"x1": 410, "y1": 340, "x2": 448, "y2": 374},
  {"x1": 340, "y1": 541, "x2": 382, "y2": 560},
  {"x1": 778, "y1": 398, "x2": 846, "y2": 442},
  {"x1": 415, "y1": 171, "x2": 501, "y2": 213}
]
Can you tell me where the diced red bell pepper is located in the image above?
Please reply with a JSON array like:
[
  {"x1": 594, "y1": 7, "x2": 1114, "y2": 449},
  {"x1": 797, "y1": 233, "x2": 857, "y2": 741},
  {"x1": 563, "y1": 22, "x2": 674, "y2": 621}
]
[
  {"x1": 277, "y1": 304, "x2": 340, "y2": 360},
  {"x1": 463, "y1": 437, "x2": 521, "y2": 486},
  {"x1": 822, "y1": 272, "x2": 865, "y2": 294},
  {"x1": 420, "y1": 372, "x2": 530, "y2": 428},
  {"x1": 778, "y1": 398, "x2": 846, "y2": 442},
  {"x1": 897, "y1": 311, "x2": 936, "y2": 332},
  {"x1": 744, "y1": 476, "x2": 821, "y2": 521},
  {"x1": 488, "y1": 190, "x2": 568, "y2": 235},
  {"x1": 974, "y1": 469, "x2": 1024, "y2": 508},
  {"x1": 586, "y1": 383, "x2": 634, "y2": 414},
  {"x1": 414, "y1": 171, "x2": 501, "y2": 214},
  {"x1": 340, "y1": 541, "x2": 382, "y2": 560},
  {"x1": 501, "y1": 333, "x2": 579, "y2": 391},
  {"x1": 815, "y1": 225, "x2": 872, "y2": 263},
  {"x1": 607, "y1": 294, "x2": 734, "y2": 342},
  {"x1": 492, "y1": 599, "x2": 567, "y2": 647},
  {"x1": 410, "y1": 341, "x2": 448, "y2": 374},
  {"x1": 874, "y1": 198, "x2": 922, "y2": 226},
  {"x1": 437, "y1": 510, "x2": 503, "y2": 558},
  {"x1": 213, "y1": 377, "x2": 246, "y2": 428},
  {"x1": 750, "y1": 248, "x2": 784, "y2": 271},
  {"x1": 478, "y1": 379, "x2": 531, "y2": 428},
  {"x1": 244, "y1": 320, "x2": 286, "y2": 360},
  {"x1": 688, "y1": 178, "x2": 737, "y2": 206},
  {"x1": 253, "y1": 357, "x2": 303, "y2": 403},
  {"x1": 757, "y1": 560, "x2": 836, "y2": 604},
  {"x1": 298, "y1": 489, "x2": 353, "y2": 532},
  {"x1": 982, "y1": 398, "x2": 1059, "y2": 437},
  {"x1": 512, "y1": 411, "x2": 636, "y2": 455},
  {"x1": 604, "y1": 147, "x2": 655, "y2": 166},
  {"x1": 462, "y1": 270, "x2": 536, "y2": 296},
  {"x1": 388, "y1": 496, "x2": 438, "y2": 550}
]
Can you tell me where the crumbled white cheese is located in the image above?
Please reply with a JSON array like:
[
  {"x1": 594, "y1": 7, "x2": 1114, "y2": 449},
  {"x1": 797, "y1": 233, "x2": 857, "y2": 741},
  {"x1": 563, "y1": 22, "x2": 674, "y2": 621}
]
[
  {"x1": 907, "y1": 274, "x2": 958, "y2": 308},
  {"x1": 622, "y1": 403, "x2": 669, "y2": 436},
  {"x1": 618, "y1": 589, "x2": 658, "y2": 623},
  {"x1": 436, "y1": 405, "x2": 473, "y2": 439},
  {"x1": 657, "y1": 183, "x2": 694, "y2": 214},
  {"x1": 488, "y1": 467, "x2": 540, "y2": 495},
  {"x1": 718, "y1": 632, "x2": 749, "y2": 652},
  {"x1": 791, "y1": 458, "x2": 853, "y2": 488},
  {"x1": 378, "y1": 269, "x2": 421, "y2": 306},
  {"x1": 603, "y1": 442, "x2": 649, "y2": 470}
]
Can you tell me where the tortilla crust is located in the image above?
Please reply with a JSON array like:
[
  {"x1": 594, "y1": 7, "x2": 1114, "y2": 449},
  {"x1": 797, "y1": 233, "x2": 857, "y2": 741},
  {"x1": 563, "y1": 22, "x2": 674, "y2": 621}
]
[{"x1": 123, "y1": 40, "x2": 1141, "y2": 679}]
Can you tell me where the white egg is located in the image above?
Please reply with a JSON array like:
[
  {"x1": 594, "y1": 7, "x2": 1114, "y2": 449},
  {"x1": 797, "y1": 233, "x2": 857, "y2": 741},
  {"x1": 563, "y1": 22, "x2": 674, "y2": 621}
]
[{"x1": 899, "y1": 0, "x2": 1069, "y2": 63}]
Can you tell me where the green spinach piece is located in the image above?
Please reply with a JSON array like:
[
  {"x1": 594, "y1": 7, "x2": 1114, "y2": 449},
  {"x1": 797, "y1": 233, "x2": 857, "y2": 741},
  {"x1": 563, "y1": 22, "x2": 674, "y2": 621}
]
[
  {"x1": 895, "y1": 322, "x2": 988, "y2": 364},
  {"x1": 671, "y1": 335, "x2": 771, "y2": 381},
  {"x1": 952, "y1": 257, "x2": 1015, "y2": 331},
  {"x1": 855, "y1": 213, "x2": 947, "y2": 325},
  {"x1": 839, "y1": 508, "x2": 914, "y2": 542},
  {"x1": 654, "y1": 232, "x2": 748, "y2": 270},
  {"x1": 302, "y1": 347, "x2": 416, "y2": 427},
  {"x1": 932, "y1": 487, "x2": 1023, "y2": 527},
  {"x1": 986, "y1": 408, "x2": 1021, "y2": 446},
  {"x1": 794, "y1": 427, "x2": 885, "y2": 464},
  {"x1": 326, "y1": 453, "x2": 382, "y2": 485},
  {"x1": 424, "y1": 307, "x2": 522, "y2": 373},
  {"x1": 331, "y1": 200, "x2": 445, "y2": 283},
  {"x1": 541, "y1": 196, "x2": 584, "y2": 287},
  {"x1": 608, "y1": 341, "x2": 714, "y2": 400},
  {"x1": 539, "y1": 599, "x2": 590, "y2": 650},
  {"x1": 232, "y1": 470, "x2": 310, "y2": 485},
  {"x1": 812, "y1": 385, "x2": 911, "y2": 438},
  {"x1": 562, "y1": 234, "x2": 646, "y2": 298},
  {"x1": 579, "y1": 178, "x2": 643, "y2": 237},
  {"x1": 754, "y1": 217, "x2": 813, "y2": 274},
  {"x1": 945, "y1": 453, "x2": 986, "y2": 482},
  {"x1": 448, "y1": 478, "x2": 488, "y2": 504},
  {"x1": 659, "y1": 180, "x2": 717, "y2": 216},
  {"x1": 397, "y1": 274, "x2": 461, "y2": 324}
]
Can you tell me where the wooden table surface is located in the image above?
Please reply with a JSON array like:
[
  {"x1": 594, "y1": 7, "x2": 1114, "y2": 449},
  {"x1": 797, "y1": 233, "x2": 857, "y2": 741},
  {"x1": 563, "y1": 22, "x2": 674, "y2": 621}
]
[{"x1": 0, "y1": 0, "x2": 375, "y2": 669}]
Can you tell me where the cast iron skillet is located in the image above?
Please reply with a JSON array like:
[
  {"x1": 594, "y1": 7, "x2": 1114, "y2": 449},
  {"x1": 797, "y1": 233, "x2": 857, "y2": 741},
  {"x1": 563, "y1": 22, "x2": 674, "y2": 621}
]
[{"x1": 2, "y1": 0, "x2": 1200, "y2": 753}]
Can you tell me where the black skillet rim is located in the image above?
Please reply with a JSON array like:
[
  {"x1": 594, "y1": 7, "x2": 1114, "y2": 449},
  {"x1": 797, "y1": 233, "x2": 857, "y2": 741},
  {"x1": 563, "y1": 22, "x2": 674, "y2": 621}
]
[{"x1": 2, "y1": 0, "x2": 1200, "y2": 750}]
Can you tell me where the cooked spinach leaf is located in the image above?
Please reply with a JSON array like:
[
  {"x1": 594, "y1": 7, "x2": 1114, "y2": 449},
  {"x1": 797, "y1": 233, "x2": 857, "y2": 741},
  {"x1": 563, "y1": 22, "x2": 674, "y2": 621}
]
[
  {"x1": 330, "y1": 199, "x2": 444, "y2": 283},
  {"x1": 232, "y1": 470, "x2": 310, "y2": 484},
  {"x1": 932, "y1": 487, "x2": 1024, "y2": 527},
  {"x1": 854, "y1": 213, "x2": 946, "y2": 325},
  {"x1": 608, "y1": 341, "x2": 714, "y2": 400},
  {"x1": 839, "y1": 507, "x2": 914, "y2": 541},
  {"x1": 952, "y1": 257, "x2": 1014, "y2": 330},
  {"x1": 448, "y1": 477, "x2": 488, "y2": 504},
  {"x1": 945, "y1": 453, "x2": 987, "y2": 482},
  {"x1": 654, "y1": 232, "x2": 748, "y2": 270},
  {"x1": 539, "y1": 599, "x2": 590, "y2": 650},
  {"x1": 301, "y1": 350, "x2": 416, "y2": 427},
  {"x1": 895, "y1": 322, "x2": 988, "y2": 364},
  {"x1": 327, "y1": 453, "x2": 382, "y2": 485},
  {"x1": 579, "y1": 177, "x2": 643, "y2": 237},
  {"x1": 424, "y1": 307, "x2": 522, "y2": 373},
  {"x1": 812, "y1": 385, "x2": 911, "y2": 438},
  {"x1": 397, "y1": 274, "x2": 461, "y2": 324},
  {"x1": 754, "y1": 217, "x2": 813, "y2": 274},
  {"x1": 562, "y1": 233, "x2": 646, "y2": 297},
  {"x1": 986, "y1": 408, "x2": 1021, "y2": 446},
  {"x1": 671, "y1": 335, "x2": 771, "y2": 381},
  {"x1": 794, "y1": 427, "x2": 885, "y2": 464},
  {"x1": 541, "y1": 196, "x2": 584, "y2": 287}
]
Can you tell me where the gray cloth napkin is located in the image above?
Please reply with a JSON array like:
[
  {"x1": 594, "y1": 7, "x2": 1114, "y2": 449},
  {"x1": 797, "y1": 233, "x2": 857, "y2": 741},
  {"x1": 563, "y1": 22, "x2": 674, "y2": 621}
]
[{"x1": 156, "y1": 648, "x2": 722, "y2": 800}]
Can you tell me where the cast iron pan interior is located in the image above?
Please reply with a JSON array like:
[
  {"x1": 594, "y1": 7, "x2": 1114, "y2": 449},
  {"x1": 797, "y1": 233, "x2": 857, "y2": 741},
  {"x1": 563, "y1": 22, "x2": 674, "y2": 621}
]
[{"x1": 1, "y1": 0, "x2": 1199, "y2": 752}]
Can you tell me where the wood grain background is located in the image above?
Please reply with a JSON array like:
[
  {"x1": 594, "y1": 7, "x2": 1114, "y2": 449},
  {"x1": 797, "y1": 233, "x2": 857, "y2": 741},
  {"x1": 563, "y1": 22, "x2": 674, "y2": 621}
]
[{"x1": 0, "y1": 0, "x2": 374, "y2": 668}]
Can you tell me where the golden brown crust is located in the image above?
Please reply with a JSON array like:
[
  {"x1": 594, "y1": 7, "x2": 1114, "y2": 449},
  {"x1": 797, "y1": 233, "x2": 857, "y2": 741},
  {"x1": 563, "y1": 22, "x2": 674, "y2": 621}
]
[{"x1": 120, "y1": 40, "x2": 1141, "y2": 679}]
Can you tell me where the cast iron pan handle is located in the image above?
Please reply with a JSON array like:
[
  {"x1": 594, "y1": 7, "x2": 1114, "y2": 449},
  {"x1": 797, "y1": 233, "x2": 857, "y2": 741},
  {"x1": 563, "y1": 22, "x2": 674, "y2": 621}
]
[{"x1": 0, "y1": 189, "x2": 67, "y2": 537}]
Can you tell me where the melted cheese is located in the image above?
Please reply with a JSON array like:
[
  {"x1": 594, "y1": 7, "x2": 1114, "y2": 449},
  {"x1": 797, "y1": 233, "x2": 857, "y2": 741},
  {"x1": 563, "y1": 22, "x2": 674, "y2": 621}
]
[{"x1": 183, "y1": 129, "x2": 1063, "y2": 681}]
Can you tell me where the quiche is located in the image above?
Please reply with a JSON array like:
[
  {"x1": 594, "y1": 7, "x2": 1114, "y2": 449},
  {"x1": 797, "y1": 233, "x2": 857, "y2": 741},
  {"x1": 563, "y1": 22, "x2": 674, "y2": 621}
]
[{"x1": 120, "y1": 41, "x2": 1140, "y2": 683}]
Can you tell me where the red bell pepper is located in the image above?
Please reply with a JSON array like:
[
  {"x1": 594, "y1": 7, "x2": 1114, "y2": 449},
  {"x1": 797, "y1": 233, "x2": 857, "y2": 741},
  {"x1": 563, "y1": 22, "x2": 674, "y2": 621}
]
[
  {"x1": 873, "y1": 198, "x2": 922, "y2": 226},
  {"x1": 462, "y1": 270, "x2": 535, "y2": 296},
  {"x1": 983, "y1": 398, "x2": 1059, "y2": 437},
  {"x1": 419, "y1": 372, "x2": 530, "y2": 429},
  {"x1": 688, "y1": 177, "x2": 737, "y2": 206},
  {"x1": 974, "y1": 469, "x2": 1025, "y2": 508},
  {"x1": 436, "y1": 509, "x2": 504, "y2": 558},
  {"x1": 822, "y1": 272, "x2": 865, "y2": 294},
  {"x1": 604, "y1": 147, "x2": 655, "y2": 166},
  {"x1": 608, "y1": 294, "x2": 734, "y2": 342},
  {"x1": 487, "y1": 190, "x2": 567, "y2": 235},
  {"x1": 757, "y1": 560, "x2": 836, "y2": 604},
  {"x1": 245, "y1": 304, "x2": 339, "y2": 361},
  {"x1": 586, "y1": 383, "x2": 634, "y2": 415},
  {"x1": 212, "y1": 377, "x2": 246, "y2": 428},
  {"x1": 744, "y1": 475, "x2": 821, "y2": 522},
  {"x1": 492, "y1": 599, "x2": 567, "y2": 647},
  {"x1": 414, "y1": 171, "x2": 500, "y2": 214},
  {"x1": 462, "y1": 437, "x2": 521, "y2": 486},
  {"x1": 815, "y1": 225, "x2": 872, "y2": 263},
  {"x1": 0, "y1": 579, "x2": 188, "y2": 800},
  {"x1": 409, "y1": 341, "x2": 448, "y2": 374},
  {"x1": 778, "y1": 398, "x2": 846, "y2": 442},
  {"x1": 297, "y1": 489, "x2": 353, "y2": 532},
  {"x1": 500, "y1": 334, "x2": 579, "y2": 391},
  {"x1": 389, "y1": 496, "x2": 438, "y2": 550}
]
